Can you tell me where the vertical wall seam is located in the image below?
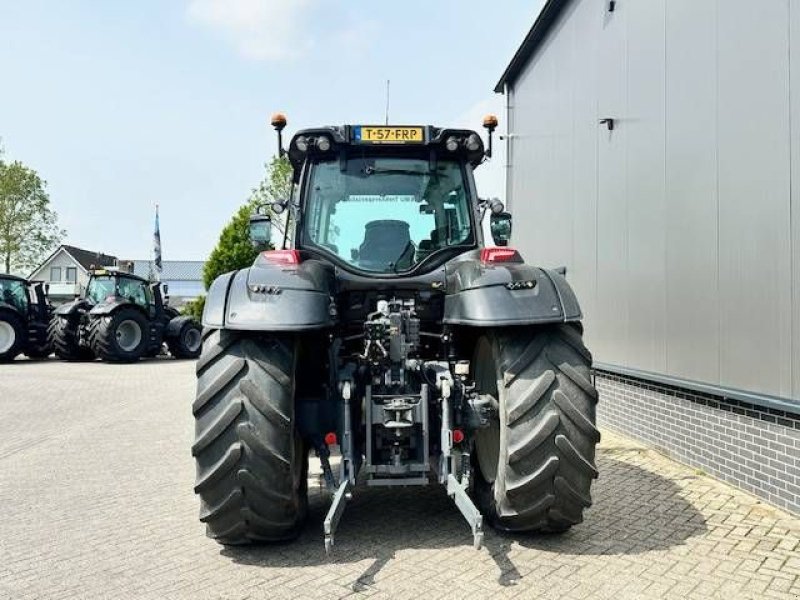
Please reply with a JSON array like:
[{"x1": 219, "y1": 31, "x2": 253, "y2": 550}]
[
  {"x1": 715, "y1": 0, "x2": 722, "y2": 386},
  {"x1": 595, "y1": 4, "x2": 600, "y2": 324},
  {"x1": 787, "y1": 0, "x2": 794, "y2": 398},
  {"x1": 624, "y1": 0, "x2": 630, "y2": 365},
  {"x1": 570, "y1": 16, "x2": 577, "y2": 277},
  {"x1": 663, "y1": 0, "x2": 669, "y2": 374},
  {"x1": 505, "y1": 84, "x2": 513, "y2": 212}
]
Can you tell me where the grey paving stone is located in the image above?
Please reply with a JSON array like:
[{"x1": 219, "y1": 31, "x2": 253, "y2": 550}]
[{"x1": 0, "y1": 358, "x2": 798, "y2": 599}]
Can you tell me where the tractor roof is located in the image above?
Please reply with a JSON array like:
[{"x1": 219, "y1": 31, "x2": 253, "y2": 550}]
[
  {"x1": 90, "y1": 268, "x2": 150, "y2": 284},
  {"x1": 286, "y1": 125, "x2": 486, "y2": 174},
  {"x1": 0, "y1": 274, "x2": 27, "y2": 284}
]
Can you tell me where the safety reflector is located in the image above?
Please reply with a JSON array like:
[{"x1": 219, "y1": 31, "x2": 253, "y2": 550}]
[
  {"x1": 262, "y1": 249, "x2": 301, "y2": 265},
  {"x1": 480, "y1": 247, "x2": 521, "y2": 263},
  {"x1": 324, "y1": 432, "x2": 338, "y2": 446},
  {"x1": 452, "y1": 429, "x2": 465, "y2": 444}
]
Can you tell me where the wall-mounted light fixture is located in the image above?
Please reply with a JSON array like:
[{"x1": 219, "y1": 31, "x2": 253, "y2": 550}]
[{"x1": 599, "y1": 118, "x2": 615, "y2": 131}]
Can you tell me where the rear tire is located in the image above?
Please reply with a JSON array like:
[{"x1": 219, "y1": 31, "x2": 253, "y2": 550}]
[
  {"x1": 472, "y1": 324, "x2": 600, "y2": 532},
  {"x1": 49, "y1": 314, "x2": 93, "y2": 361},
  {"x1": 24, "y1": 341, "x2": 52, "y2": 359},
  {"x1": 88, "y1": 308, "x2": 149, "y2": 363},
  {"x1": 167, "y1": 318, "x2": 202, "y2": 359},
  {"x1": 193, "y1": 328, "x2": 308, "y2": 544},
  {"x1": 0, "y1": 311, "x2": 25, "y2": 362}
]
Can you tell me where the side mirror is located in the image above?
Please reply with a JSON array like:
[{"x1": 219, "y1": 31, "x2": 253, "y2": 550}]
[
  {"x1": 249, "y1": 213, "x2": 272, "y2": 249},
  {"x1": 490, "y1": 212, "x2": 512, "y2": 246},
  {"x1": 271, "y1": 199, "x2": 289, "y2": 215},
  {"x1": 162, "y1": 283, "x2": 169, "y2": 295}
]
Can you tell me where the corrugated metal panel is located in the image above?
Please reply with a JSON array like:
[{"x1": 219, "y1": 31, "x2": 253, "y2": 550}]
[
  {"x1": 132, "y1": 260, "x2": 205, "y2": 281},
  {"x1": 507, "y1": 5, "x2": 573, "y2": 269},
  {"x1": 568, "y1": 0, "x2": 600, "y2": 338},
  {"x1": 595, "y1": 0, "x2": 628, "y2": 366},
  {"x1": 504, "y1": 0, "x2": 798, "y2": 403},
  {"x1": 624, "y1": 0, "x2": 667, "y2": 373},
  {"x1": 664, "y1": 0, "x2": 720, "y2": 383},
  {"x1": 717, "y1": 0, "x2": 792, "y2": 397},
  {"x1": 792, "y1": 1, "x2": 800, "y2": 399}
]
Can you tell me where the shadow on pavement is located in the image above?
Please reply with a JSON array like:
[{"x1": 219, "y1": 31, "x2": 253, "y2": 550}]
[
  {"x1": 221, "y1": 450, "x2": 707, "y2": 588},
  {"x1": 9, "y1": 356, "x2": 194, "y2": 366}
]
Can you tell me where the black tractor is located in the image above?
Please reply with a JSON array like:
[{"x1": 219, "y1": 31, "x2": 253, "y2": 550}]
[
  {"x1": 0, "y1": 274, "x2": 53, "y2": 362},
  {"x1": 50, "y1": 269, "x2": 202, "y2": 362},
  {"x1": 194, "y1": 115, "x2": 600, "y2": 552}
]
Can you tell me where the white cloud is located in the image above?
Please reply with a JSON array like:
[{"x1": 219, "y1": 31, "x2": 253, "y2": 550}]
[{"x1": 187, "y1": 0, "x2": 314, "y2": 61}]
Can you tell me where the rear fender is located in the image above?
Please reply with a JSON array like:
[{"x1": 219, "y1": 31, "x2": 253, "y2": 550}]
[
  {"x1": 443, "y1": 253, "x2": 581, "y2": 326},
  {"x1": 203, "y1": 257, "x2": 335, "y2": 331},
  {"x1": 54, "y1": 299, "x2": 91, "y2": 317},
  {"x1": 88, "y1": 300, "x2": 148, "y2": 319},
  {"x1": 0, "y1": 301, "x2": 19, "y2": 316},
  {"x1": 166, "y1": 315, "x2": 195, "y2": 338}
]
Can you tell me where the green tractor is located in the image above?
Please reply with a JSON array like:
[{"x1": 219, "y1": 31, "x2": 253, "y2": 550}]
[
  {"x1": 50, "y1": 268, "x2": 202, "y2": 362},
  {"x1": 0, "y1": 274, "x2": 53, "y2": 362},
  {"x1": 193, "y1": 115, "x2": 600, "y2": 552}
]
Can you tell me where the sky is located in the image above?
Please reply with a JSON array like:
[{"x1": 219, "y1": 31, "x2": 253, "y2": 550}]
[{"x1": 0, "y1": 0, "x2": 544, "y2": 261}]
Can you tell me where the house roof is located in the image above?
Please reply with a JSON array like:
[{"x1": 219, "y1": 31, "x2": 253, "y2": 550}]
[
  {"x1": 29, "y1": 244, "x2": 118, "y2": 278},
  {"x1": 62, "y1": 245, "x2": 118, "y2": 271},
  {"x1": 494, "y1": 0, "x2": 569, "y2": 93},
  {"x1": 131, "y1": 260, "x2": 205, "y2": 281}
]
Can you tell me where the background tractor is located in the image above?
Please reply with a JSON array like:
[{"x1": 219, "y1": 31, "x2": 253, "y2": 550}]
[
  {"x1": 0, "y1": 274, "x2": 53, "y2": 362},
  {"x1": 194, "y1": 115, "x2": 600, "y2": 552},
  {"x1": 50, "y1": 269, "x2": 202, "y2": 362}
]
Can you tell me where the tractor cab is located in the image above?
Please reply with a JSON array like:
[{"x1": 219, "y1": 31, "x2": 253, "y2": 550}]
[
  {"x1": 86, "y1": 270, "x2": 158, "y2": 316},
  {"x1": 0, "y1": 274, "x2": 53, "y2": 362},
  {"x1": 250, "y1": 120, "x2": 512, "y2": 276},
  {"x1": 0, "y1": 275, "x2": 30, "y2": 314},
  {"x1": 0, "y1": 275, "x2": 50, "y2": 323}
]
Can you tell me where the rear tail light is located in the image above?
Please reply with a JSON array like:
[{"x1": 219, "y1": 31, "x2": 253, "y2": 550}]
[
  {"x1": 480, "y1": 247, "x2": 521, "y2": 263},
  {"x1": 261, "y1": 250, "x2": 301, "y2": 266}
]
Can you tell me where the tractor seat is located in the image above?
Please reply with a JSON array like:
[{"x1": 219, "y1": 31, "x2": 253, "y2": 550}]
[{"x1": 358, "y1": 220, "x2": 414, "y2": 271}]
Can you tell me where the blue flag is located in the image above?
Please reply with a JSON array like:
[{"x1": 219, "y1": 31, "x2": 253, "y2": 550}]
[{"x1": 154, "y1": 205, "x2": 162, "y2": 280}]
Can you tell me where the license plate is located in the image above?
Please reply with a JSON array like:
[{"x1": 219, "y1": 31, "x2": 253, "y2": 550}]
[{"x1": 353, "y1": 126, "x2": 424, "y2": 144}]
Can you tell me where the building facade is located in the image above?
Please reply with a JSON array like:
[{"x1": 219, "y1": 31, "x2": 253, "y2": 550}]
[
  {"x1": 131, "y1": 260, "x2": 205, "y2": 307},
  {"x1": 497, "y1": 0, "x2": 800, "y2": 513}
]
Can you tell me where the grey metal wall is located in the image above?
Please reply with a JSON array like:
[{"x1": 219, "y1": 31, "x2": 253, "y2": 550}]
[{"x1": 506, "y1": 0, "x2": 800, "y2": 402}]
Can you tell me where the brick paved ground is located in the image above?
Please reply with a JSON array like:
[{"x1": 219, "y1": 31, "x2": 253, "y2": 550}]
[{"x1": 0, "y1": 359, "x2": 798, "y2": 600}]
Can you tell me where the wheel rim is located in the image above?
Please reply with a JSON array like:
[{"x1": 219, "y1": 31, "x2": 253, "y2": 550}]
[
  {"x1": 474, "y1": 339, "x2": 500, "y2": 483},
  {"x1": 183, "y1": 328, "x2": 202, "y2": 353},
  {"x1": 115, "y1": 319, "x2": 142, "y2": 352},
  {"x1": 0, "y1": 321, "x2": 15, "y2": 354}
]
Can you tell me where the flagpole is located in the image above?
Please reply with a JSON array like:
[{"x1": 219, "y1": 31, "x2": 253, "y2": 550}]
[{"x1": 154, "y1": 203, "x2": 162, "y2": 283}]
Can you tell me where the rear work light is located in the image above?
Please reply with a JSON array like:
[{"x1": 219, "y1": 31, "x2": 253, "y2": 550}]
[
  {"x1": 261, "y1": 249, "x2": 301, "y2": 266},
  {"x1": 480, "y1": 247, "x2": 522, "y2": 263}
]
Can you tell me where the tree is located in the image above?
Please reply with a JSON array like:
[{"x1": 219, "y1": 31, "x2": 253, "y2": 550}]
[
  {"x1": 0, "y1": 158, "x2": 65, "y2": 274},
  {"x1": 250, "y1": 154, "x2": 293, "y2": 238},
  {"x1": 202, "y1": 155, "x2": 292, "y2": 289},
  {"x1": 181, "y1": 295, "x2": 206, "y2": 321},
  {"x1": 202, "y1": 202, "x2": 261, "y2": 289}
]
